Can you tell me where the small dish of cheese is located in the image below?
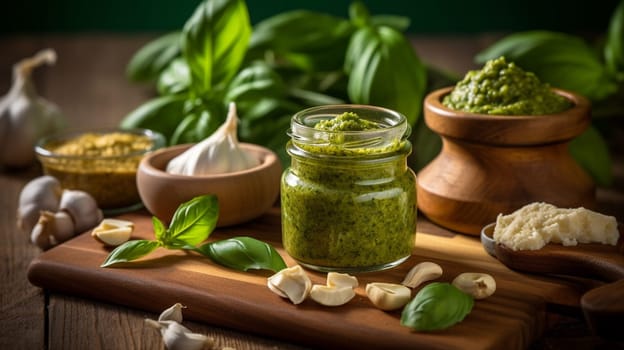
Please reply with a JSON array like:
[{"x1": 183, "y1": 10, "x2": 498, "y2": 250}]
[{"x1": 492, "y1": 202, "x2": 619, "y2": 251}]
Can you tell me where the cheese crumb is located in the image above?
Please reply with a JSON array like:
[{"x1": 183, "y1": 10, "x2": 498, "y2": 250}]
[{"x1": 493, "y1": 202, "x2": 619, "y2": 251}]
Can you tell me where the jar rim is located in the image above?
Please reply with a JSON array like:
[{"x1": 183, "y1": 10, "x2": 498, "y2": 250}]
[{"x1": 288, "y1": 104, "x2": 410, "y2": 155}]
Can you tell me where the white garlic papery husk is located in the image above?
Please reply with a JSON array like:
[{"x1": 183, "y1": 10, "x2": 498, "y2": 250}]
[
  {"x1": 166, "y1": 102, "x2": 260, "y2": 175},
  {"x1": 0, "y1": 49, "x2": 66, "y2": 168}
]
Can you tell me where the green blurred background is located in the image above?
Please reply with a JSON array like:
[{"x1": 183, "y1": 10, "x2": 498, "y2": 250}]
[{"x1": 2, "y1": 0, "x2": 619, "y2": 34}]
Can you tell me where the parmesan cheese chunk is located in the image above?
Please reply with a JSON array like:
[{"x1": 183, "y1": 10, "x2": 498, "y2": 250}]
[{"x1": 493, "y1": 202, "x2": 619, "y2": 251}]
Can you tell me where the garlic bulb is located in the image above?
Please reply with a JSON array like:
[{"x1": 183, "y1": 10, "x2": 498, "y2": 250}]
[
  {"x1": 0, "y1": 49, "x2": 66, "y2": 168},
  {"x1": 166, "y1": 102, "x2": 260, "y2": 175}
]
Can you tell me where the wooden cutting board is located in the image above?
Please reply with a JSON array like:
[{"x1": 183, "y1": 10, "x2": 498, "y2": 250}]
[{"x1": 28, "y1": 208, "x2": 592, "y2": 350}]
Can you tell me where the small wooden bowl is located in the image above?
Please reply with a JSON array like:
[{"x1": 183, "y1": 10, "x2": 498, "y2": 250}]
[
  {"x1": 417, "y1": 87, "x2": 596, "y2": 235},
  {"x1": 136, "y1": 143, "x2": 282, "y2": 227}
]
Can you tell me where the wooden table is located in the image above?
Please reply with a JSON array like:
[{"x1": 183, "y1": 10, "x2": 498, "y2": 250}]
[{"x1": 1, "y1": 34, "x2": 623, "y2": 350}]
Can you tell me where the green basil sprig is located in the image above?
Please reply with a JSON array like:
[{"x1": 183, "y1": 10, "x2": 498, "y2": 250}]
[
  {"x1": 400, "y1": 282, "x2": 474, "y2": 331},
  {"x1": 101, "y1": 195, "x2": 286, "y2": 273},
  {"x1": 605, "y1": 1, "x2": 624, "y2": 79}
]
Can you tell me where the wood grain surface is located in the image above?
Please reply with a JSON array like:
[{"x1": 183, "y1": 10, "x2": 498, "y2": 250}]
[{"x1": 27, "y1": 208, "x2": 607, "y2": 350}]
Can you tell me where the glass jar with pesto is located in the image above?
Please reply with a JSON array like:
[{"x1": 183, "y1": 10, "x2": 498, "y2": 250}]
[{"x1": 281, "y1": 105, "x2": 417, "y2": 273}]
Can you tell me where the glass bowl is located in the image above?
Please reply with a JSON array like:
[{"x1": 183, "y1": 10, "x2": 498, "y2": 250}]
[{"x1": 35, "y1": 128, "x2": 165, "y2": 214}]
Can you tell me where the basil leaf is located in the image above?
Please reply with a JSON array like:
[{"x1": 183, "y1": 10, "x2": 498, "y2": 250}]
[
  {"x1": 225, "y1": 62, "x2": 286, "y2": 103},
  {"x1": 167, "y1": 195, "x2": 219, "y2": 247},
  {"x1": 126, "y1": 31, "x2": 181, "y2": 82},
  {"x1": 370, "y1": 15, "x2": 410, "y2": 32},
  {"x1": 157, "y1": 58, "x2": 191, "y2": 95},
  {"x1": 169, "y1": 102, "x2": 223, "y2": 145},
  {"x1": 101, "y1": 240, "x2": 161, "y2": 267},
  {"x1": 197, "y1": 236, "x2": 287, "y2": 272},
  {"x1": 401, "y1": 282, "x2": 474, "y2": 331},
  {"x1": 605, "y1": 1, "x2": 624, "y2": 77},
  {"x1": 119, "y1": 95, "x2": 187, "y2": 143},
  {"x1": 475, "y1": 31, "x2": 618, "y2": 101},
  {"x1": 569, "y1": 126, "x2": 613, "y2": 187},
  {"x1": 152, "y1": 216, "x2": 166, "y2": 241},
  {"x1": 345, "y1": 25, "x2": 427, "y2": 126},
  {"x1": 249, "y1": 10, "x2": 353, "y2": 72},
  {"x1": 183, "y1": 0, "x2": 251, "y2": 95}
]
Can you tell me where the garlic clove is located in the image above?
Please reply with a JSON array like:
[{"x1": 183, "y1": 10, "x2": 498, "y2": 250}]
[
  {"x1": 91, "y1": 218, "x2": 134, "y2": 246},
  {"x1": 30, "y1": 214, "x2": 54, "y2": 250},
  {"x1": 47, "y1": 211, "x2": 75, "y2": 243},
  {"x1": 59, "y1": 189, "x2": 103, "y2": 233},
  {"x1": 267, "y1": 265, "x2": 311, "y2": 304},
  {"x1": 158, "y1": 303, "x2": 185, "y2": 323},
  {"x1": 366, "y1": 282, "x2": 412, "y2": 311},
  {"x1": 309, "y1": 285, "x2": 356, "y2": 307},
  {"x1": 145, "y1": 319, "x2": 214, "y2": 350},
  {"x1": 326, "y1": 272, "x2": 358, "y2": 289},
  {"x1": 92, "y1": 227, "x2": 133, "y2": 246},
  {"x1": 16, "y1": 175, "x2": 62, "y2": 233},
  {"x1": 401, "y1": 261, "x2": 443, "y2": 288},
  {"x1": 166, "y1": 102, "x2": 260, "y2": 176},
  {"x1": 452, "y1": 273, "x2": 497, "y2": 299}
]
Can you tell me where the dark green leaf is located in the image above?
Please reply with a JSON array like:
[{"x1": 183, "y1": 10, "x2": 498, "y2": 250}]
[
  {"x1": 197, "y1": 236, "x2": 287, "y2": 272},
  {"x1": 152, "y1": 216, "x2": 166, "y2": 241},
  {"x1": 225, "y1": 62, "x2": 286, "y2": 103},
  {"x1": 101, "y1": 240, "x2": 161, "y2": 267},
  {"x1": 345, "y1": 26, "x2": 427, "y2": 126},
  {"x1": 157, "y1": 58, "x2": 191, "y2": 95},
  {"x1": 169, "y1": 102, "x2": 224, "y2": 145},
  {"x1": 126, "y1": 31, "x2": 182, "y2": 82},
  {"x1": 249, "y1": 10, "x2": 353, "y2": 72},
  {"x1": 605, "y1": 1, "x2": 624, "y2": 77},
  {"x1": 349, "y1": 1, "x2": 371, "y2": 28},
  {"x1": 167, "y1": 195, "x2": 219, "y2": 247},
  {"x1": 475, "y1": 31, "x2": 618, "y2": 101},
  {"x1": 569, "y1": 125, "x2": 613, "y2": 187},
  {"x1": 119, "y1": 95, "x2": 187, "y2": 143},
  {"x1": 370, "y1": 15, "x2": 410, "y2": 32},
  {"x1": 401, "y1": 282, "x2": 474, "y2": 331},
  {"x1": 183, "y1": 0, "x2": 251, "y2": 95}
]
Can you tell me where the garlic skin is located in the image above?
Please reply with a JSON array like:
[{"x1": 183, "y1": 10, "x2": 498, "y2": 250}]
[
  {"x1": 166, "y1": 102, "x2": 260, "y2": 175},
  {"x1": 145, "y1": 319, "x2": 214, "y2": 350},
  {"x1": 59, "y1": 189, "x2": 104, "y2": 233},
  {"x1": 17, "y1": 175, "x2": 62, "y2": 233},
  {"x1": 0, "y1": 49, "x2": 66, "y2": 168}
]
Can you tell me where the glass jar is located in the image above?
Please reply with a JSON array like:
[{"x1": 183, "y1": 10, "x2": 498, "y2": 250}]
[{"x1": 281, "y1": 105, "x2": 417, "y2": 273}]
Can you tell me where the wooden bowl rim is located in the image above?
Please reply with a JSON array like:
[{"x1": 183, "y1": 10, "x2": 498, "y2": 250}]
[{"x1": 138, "y1": 142, "x2": 281, "y2": 182}]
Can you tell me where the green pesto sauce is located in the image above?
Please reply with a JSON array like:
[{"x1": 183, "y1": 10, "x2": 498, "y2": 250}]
[
  {"x1": 281, "y1": 160, "x2": 416, "y2": 269},
  {"x1": 295, "y1": 112, "x2": 402, "y2": 157},
  {"x1": 282, "y1": 111, "x2": 416, "y2": 270},
  {"x1": 314, "y1": 112, "x2": 379, "y2": 131},
  {"x1": 442, "y1": 56, "x2": 572, "y2": 115}
]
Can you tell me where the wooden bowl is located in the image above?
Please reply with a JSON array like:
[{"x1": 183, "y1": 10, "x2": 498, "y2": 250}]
[
  {"x1": 136, "y1": 143, "x2": 282, "y2": 227},
  {"x1": 417, "y1": 87, "x2": 595, "y2": 235}
]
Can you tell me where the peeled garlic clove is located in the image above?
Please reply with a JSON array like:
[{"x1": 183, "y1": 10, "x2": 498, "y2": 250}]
[
  {"x1": 166, "y1": 102, "x2": 260, "y2": 175},
  {"x1": 91, "y1": 218, "x2": 134, "y2": 246},
  {"x1": 366, "y1": 282, "x2": 411, "y2": 311},
  {"x1": 309, "y1": 285, "x2": 355, "y2": 307},
  {"x1": 267, "y1": 265, "x2": 311, "y2": 304},
  {"x1": 59, "y1": 189, "x2": 103, "y2": 233},
  {"x1": 158, "y1": 303, "x2": 185, "y2": 323},
  {"x1": 401, "y1": 261, "x2": 443, "y2": 288},
  {"x1": 16, "y1": 175, "x2": 62, "y2": 233},
  {"x1": 452, "y1": 273, "x2": 496, "y2": 299},
  {"x1": 326, "y1": 272, "x2": 358, "y2": 289}
]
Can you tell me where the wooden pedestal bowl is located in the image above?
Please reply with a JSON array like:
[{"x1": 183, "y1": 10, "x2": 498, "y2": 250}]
[{"x1": 417, "y1": 87, "x2": 596, "y2": 235}]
